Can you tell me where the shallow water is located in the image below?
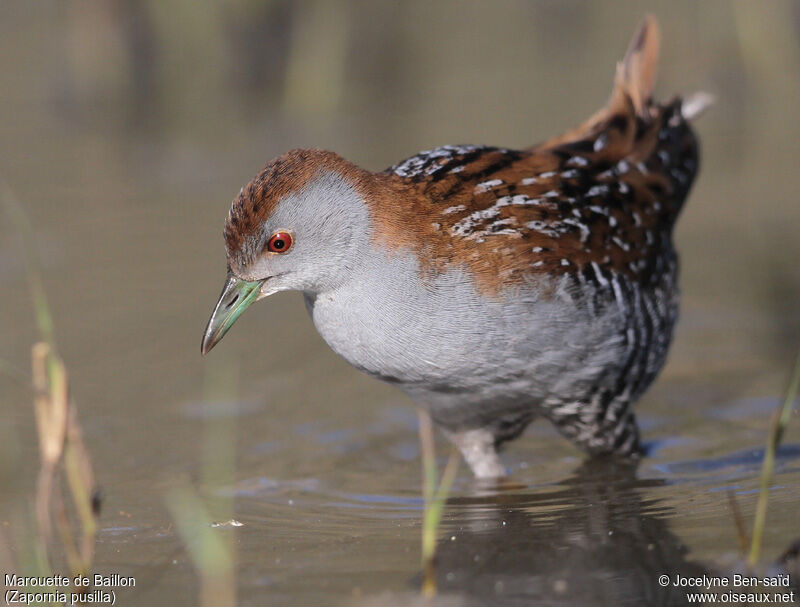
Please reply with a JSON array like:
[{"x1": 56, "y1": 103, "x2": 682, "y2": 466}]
[
  {"x1": 1, "y1": 2, "x2": 799, "y2": 606},
  {"x1": 82, "y1": 389, "x2": 800, "y2": 606}
]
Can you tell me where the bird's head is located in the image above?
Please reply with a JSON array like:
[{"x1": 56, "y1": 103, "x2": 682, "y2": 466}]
[{"x1": 201, "y1": 149, "x2": 372, "y2": 355}]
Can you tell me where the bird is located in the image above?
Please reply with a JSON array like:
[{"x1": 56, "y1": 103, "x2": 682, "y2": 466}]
[{"x1": 201, "y1": 16, "x2": 708, "y2": 478}]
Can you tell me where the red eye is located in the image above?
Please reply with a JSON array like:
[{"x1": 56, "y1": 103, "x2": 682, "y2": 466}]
[{"x1": 266, "y1": 231, "x2": 293, "y2": 253}]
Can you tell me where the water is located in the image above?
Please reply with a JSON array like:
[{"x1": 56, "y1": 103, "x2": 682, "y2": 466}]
[{"x1": 1, "y1": 2, "x2": 799, "y2": 606}]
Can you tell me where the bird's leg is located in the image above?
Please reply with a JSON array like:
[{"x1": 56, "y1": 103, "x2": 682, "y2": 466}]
[{"x1": 442, "y1": 427, "x2": 507, "y2": 479}]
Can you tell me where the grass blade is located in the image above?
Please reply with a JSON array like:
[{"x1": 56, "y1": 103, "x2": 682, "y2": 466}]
[
  {"x1": 417, "y1": 409, "x2": 460, "y2": 598},
  {"x1": 748, "y1": 351, "x2": 800, "y2": 566},
  {"x1": 1, "y1": 181, "x2": 56, "y2": 348}
]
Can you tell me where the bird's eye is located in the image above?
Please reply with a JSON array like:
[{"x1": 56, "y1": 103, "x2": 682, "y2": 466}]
[{"x1": 266, "y1": 231, "x2": 293, "y2": 253}]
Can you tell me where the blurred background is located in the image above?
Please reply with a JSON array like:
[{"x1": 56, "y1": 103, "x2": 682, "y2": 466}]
[{"x1": 1, "y1": 1, "x2": 799, "y2": 606}]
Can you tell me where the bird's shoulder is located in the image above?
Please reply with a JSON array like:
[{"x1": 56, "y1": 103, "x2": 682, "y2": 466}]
[{"x1": 370, "y1": 103, "x2": 697, "y2": 297}]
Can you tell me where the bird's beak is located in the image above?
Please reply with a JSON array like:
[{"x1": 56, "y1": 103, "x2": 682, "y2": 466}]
[{"x1": 201, "y1": 272, "x2": 264, "y2": 355}]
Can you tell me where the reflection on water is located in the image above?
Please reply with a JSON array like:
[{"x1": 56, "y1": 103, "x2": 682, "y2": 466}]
[{"x1": 431, "y1": 460, "x2": 707, "y2": 606}]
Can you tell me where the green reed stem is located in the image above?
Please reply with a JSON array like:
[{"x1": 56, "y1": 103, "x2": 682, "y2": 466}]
[
  {"x1": 1, "y1": 181, "x2": 56, "y2": 349},
  {"x1": 748, "y1": 351, "x2": 800, "y2": 567},
  {"x1": 3, "y1": 181, "x2": 100, "y2": 585},
  {"x1": 418, "y1": 409, "x2": 459, "y2": 598}
]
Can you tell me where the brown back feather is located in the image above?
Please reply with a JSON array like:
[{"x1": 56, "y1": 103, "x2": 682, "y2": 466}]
[
  {"x1": 368, "y1": 16, "x2": 698, "y2": 296},
  {"x1": 224, "y1": 17, "x2": 700, "y2": 299}
]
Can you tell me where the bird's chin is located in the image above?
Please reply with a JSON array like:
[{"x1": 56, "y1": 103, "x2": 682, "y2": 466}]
[
  {"x1": 256, "y1": 272, "x2": 291, "y2": 299},
  {"x1": 257, "y1": 284, "x2": 280, "y2": 300}
]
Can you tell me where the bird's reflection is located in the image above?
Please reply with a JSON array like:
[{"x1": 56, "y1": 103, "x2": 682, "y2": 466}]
[{"x1": 429, "y1": 459, "x2": 707, "y2": 606}]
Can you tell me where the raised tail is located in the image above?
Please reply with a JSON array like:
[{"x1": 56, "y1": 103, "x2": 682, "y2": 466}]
[
  {"x1": 611, "y1": 14, "x2": 660, "y2": 119},
  {"x1": 532, "y1": 15, "x2": 705, "y2": 244},
  {"x1": 538, "y1": 15, "x2": 709, "y2": 150}
]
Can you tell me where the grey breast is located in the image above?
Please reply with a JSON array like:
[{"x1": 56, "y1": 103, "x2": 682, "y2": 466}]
[{"x1": 303, "y1": 246, "x2": 651, "y2": 422}]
